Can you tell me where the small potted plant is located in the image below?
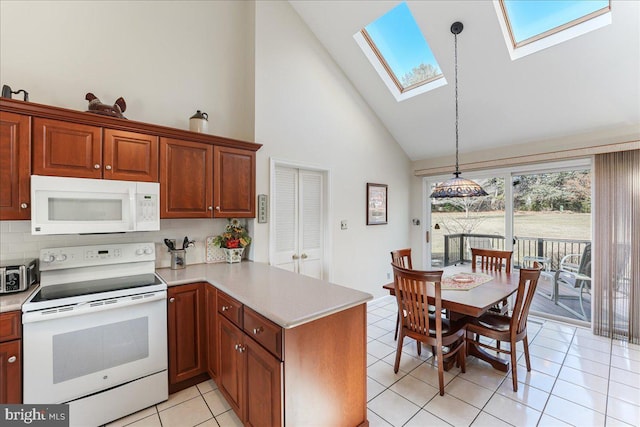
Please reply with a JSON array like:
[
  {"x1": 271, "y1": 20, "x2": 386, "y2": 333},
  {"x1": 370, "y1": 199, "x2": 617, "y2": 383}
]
[{"x1": 213, "y1": 218, "x2": 251, "y2": 263}]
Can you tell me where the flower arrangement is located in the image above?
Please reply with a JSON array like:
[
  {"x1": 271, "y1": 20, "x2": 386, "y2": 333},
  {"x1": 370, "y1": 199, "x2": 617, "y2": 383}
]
[{"x1": 212, "y1": 218, "x2": 252, "y2": 249}]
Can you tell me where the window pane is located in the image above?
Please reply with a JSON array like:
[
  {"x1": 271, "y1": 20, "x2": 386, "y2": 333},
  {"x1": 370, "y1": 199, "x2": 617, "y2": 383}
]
[
  {"x1": 364, "y1": 2, "x2": 442, "y2": 90},
  {"x1": 502, "y1": 0, "x2": 610, "y2": 44}
]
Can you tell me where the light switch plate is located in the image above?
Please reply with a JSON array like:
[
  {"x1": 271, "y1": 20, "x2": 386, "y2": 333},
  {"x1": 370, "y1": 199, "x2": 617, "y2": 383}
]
[
  {"x1": 258, "y1": 194, "x2": 268, "y2": 223},
  {"x1": 340, "y1": 220, "x2": 348, "y2": 230}
]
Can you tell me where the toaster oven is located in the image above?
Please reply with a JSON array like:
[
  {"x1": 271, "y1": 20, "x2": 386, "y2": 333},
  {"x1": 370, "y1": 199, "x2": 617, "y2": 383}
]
[{"x1": 0, "y1": 258, "x2": 38, "y2": 293}]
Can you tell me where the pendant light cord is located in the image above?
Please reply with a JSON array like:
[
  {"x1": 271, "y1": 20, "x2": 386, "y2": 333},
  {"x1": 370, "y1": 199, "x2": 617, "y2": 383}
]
[{"x1": 454, "y1": 31, "x2": 460, "y2": 177}]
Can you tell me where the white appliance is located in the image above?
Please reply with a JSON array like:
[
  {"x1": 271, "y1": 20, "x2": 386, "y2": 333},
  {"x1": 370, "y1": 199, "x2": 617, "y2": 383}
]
[
  {"x1": 22, "y1": 243, "x2": 168, "y2": 427},
  {"x1": 30, "y1": 175, "x2": 160, "y2": 235}
]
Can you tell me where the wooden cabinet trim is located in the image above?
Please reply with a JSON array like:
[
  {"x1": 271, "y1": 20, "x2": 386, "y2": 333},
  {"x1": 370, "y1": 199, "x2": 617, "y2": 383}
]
[
  {"x1": 0, "y1": 311, "x2": 21, "y2": 342},
  {"x1": 1, "y1": 98, "x2": 261, "y2": 151}
]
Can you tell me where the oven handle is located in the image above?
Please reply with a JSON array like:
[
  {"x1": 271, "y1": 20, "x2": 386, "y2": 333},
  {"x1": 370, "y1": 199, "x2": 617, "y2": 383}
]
[{"x1": 22, "y1": 291, "x2": 167, "y2": 324}]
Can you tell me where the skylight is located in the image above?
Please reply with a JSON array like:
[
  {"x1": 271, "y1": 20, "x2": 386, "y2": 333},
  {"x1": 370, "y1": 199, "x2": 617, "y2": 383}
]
[
  {"x1": 495, "y1": 0, "x2": 611, "y2": 60},
  {"x1": 354, "y1": 2, "x2": 445, "y2": 102}
]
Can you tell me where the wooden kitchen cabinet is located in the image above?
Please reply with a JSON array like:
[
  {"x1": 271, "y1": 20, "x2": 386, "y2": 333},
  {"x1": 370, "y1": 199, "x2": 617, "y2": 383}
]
[
  {"x1": 0, "y1": 112, "x2": 31, "y2": 220},
  {"x1": 0, "y1": 311, "x2": 22, "y2": 404},
  {"x1": 218, "y1": 316, "x2": 282, "y2": 427},
  {"x1": 33, "y1": 118, "x2": 158, "y2": 181},
  {"x1": 167, "y1": 283, "x2": 208, "y2": 393},
  {"x1": 160, "y1": 137, "x2": 213, "y2": 218},
  {"x1": 213, "y1": 146, "x2": 256, "y2": 218},
  {"x1": 217, "y1": 291, "x2": 283, "y2": 426},
  {"x1": 33, "y1": 117, "x2": 102, "y2": 178},
  {"x1": 103, "y1": 129, "x2": 158, "y2": 181}
]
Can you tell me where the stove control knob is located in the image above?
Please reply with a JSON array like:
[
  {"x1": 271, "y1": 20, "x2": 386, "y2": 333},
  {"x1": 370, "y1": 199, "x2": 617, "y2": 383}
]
[
  {"x1": 42, "y1": 254, "x2": 55, "y2": 263},
  {"x1": 55, "y1": 254, "x2": 67, "y2": 262},
  {"x1": 144, "y1": 247, "x2": 153, "y2": 255},
  {"x1": 136, "y1": 248, "x2": 144, "y2": 255}
]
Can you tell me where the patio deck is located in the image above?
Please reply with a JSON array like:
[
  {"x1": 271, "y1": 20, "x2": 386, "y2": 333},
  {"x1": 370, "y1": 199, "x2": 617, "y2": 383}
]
[{"x1": 442, "y1": 265, "x2": 591, "y2": 323}]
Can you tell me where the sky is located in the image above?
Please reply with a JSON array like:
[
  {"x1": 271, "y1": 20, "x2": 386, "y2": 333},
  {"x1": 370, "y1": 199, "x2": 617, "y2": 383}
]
[
  {"x1": 364, "y1": 2, "x2": 441, "y2": 87},
  {"x1": 503, "y1": 0, "x2": 610, "y2": 42}
]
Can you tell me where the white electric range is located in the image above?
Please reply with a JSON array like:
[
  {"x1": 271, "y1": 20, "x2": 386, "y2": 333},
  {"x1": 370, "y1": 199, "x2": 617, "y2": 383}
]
[{"x1": 22, "y1": 242, "x2": 168, "y2": 427}]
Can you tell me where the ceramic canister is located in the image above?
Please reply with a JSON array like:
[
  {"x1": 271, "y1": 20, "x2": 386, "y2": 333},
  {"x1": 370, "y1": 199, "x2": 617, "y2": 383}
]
[{"x1": 189, "y1": 110, "x2": 208, "y2": 133}]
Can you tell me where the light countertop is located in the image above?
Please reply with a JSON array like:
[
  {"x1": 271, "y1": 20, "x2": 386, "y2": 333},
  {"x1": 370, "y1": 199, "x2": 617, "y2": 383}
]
[
  {"x1": 0, "y1": 283, "x2": 39, "y2": 313},
  {"x1": 156, "y1": 262, "x2": 373, "y2": 329}
]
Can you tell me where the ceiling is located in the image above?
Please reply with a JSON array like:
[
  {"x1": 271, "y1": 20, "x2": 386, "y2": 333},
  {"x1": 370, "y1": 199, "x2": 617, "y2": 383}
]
[{"x1": 289, "y1": 1, "x2": 640, "y2": 161}]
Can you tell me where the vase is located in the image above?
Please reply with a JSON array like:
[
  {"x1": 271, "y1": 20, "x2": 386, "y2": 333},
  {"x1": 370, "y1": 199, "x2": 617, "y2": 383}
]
[{"x1": 223, "y1": 247, "x2": 245, "y2": 263}]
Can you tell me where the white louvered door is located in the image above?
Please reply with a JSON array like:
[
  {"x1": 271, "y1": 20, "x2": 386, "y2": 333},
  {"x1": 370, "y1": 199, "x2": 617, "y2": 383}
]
[{"x1": 272, "y1": 166, "x2": 324, "y2": 279}]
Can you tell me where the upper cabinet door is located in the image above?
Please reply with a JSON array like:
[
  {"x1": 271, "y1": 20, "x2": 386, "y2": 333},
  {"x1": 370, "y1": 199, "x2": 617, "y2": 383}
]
[
  {"x1": 160, "y1": 137, "x2": 213, "y2": 218},
  {"x1": 33, "y1": 117, "x2": 103, "y2": 179},
  {"x1": 104, "y1": 129, "x2": 158, "y2": 182},
  {"x1": 213, "y1": 146, "x2": 255, "y2": 218},
  {"x1": 0, "y1": 112, "x2": 31, "y2": 220}
]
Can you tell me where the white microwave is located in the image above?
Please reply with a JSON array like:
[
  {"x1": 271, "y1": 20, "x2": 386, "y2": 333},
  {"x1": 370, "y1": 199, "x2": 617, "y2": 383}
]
[{"x1": 30, "y1": 175, "x2": 160, "y2": 235}]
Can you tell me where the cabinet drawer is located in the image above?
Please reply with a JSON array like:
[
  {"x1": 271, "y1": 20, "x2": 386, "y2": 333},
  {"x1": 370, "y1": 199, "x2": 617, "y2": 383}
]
[
  {"x1": 217, "y1": 291, "x2": 243, "y2": 328},
  {"x1": 244, "y1": 307, "x2": 282, "y2": 360},
  {"x1": 0, "y1": 311, "x2": 21, "y2": 342}
]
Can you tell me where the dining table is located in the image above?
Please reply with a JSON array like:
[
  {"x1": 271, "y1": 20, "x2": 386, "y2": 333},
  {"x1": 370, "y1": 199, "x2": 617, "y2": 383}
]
[{"x1": 383, "y1": 265, "x2": 520, "y2": 372}]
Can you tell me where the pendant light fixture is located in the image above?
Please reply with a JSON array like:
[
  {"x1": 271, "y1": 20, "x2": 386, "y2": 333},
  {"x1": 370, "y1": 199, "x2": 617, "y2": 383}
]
[{"x1": 430, "y1": 22, "x2": 487, "y2": 198}]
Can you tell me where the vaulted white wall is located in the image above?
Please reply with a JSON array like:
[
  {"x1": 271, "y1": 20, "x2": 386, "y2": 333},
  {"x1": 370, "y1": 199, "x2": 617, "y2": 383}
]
[
  {"x1": 253, "y1": 1, "x2": 413, "y2": 296},
  {"x1": 1, "y1": 1, "x2": 414, "y2": 296},
  {"x1": 0, "y1": 0, "x2": 255, "y2": 140}
]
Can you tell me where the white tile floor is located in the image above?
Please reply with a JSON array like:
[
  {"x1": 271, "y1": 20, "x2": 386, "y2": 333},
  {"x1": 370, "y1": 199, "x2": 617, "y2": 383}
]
[{"x1": 108, "y1": 296, "x2": 640, "y2": 427}]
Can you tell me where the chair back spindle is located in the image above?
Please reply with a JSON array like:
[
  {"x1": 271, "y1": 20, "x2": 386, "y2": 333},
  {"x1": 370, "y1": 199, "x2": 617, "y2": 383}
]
[{"x1": 471, "y1": 248, "x2": 512, "y2": 272}]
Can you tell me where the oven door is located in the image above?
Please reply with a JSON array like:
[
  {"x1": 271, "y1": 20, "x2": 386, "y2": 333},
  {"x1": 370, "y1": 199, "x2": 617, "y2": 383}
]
[{"x1": 22, "y1": 291, "x2": 167, "y2": 404}]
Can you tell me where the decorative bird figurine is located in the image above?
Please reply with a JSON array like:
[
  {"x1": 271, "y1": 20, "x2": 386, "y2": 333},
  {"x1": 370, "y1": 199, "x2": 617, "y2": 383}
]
[{"x1": 85, "y1": 92, "x2": 127, "y2": 119}]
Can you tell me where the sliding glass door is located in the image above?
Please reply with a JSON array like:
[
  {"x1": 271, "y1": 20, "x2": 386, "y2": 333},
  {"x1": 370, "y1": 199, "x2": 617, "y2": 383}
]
[{"x1": 425, "y1": 159, "x2": 592, "y2": 324}]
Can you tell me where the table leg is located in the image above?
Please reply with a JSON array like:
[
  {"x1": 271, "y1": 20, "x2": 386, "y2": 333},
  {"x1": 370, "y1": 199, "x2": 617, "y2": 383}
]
[{"x1": 465, "y1": 332, "x2": 510, "y2": 372}]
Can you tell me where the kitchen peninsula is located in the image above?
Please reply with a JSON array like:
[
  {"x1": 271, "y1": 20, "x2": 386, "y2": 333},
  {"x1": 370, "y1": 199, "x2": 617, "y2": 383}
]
[{"x1": 156, "y1": 261, "x2": 372, "y2": 427}]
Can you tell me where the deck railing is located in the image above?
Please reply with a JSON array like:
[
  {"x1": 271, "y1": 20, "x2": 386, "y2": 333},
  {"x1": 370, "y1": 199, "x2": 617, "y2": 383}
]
[{"x1": 439, "y1": 234, "x2": 590, "y2": 270}]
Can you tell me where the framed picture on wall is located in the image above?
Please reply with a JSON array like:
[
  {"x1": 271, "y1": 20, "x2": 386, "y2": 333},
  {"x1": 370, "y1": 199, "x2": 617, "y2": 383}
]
[{"x1": 367, "y1": 183, "x2": 388, "y2": 225}]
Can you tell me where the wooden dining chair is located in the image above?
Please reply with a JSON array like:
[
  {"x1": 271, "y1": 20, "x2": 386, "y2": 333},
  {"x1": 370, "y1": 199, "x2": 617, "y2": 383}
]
[
  {"x1": 390, "y1": 249, "x2": 413, "y2": 340},
  {"x1": 471, "y1": 248, "x2": 513, "y2": 272},
  {"x1": 465, "y1": 265, "x2": 541, "y2": 392},
  {"x1": 391, "y1": 264, "x2": 467, "y2": 396},
  {"x1": 471, "y1": 248, "x2": 513, "y2": 316}
]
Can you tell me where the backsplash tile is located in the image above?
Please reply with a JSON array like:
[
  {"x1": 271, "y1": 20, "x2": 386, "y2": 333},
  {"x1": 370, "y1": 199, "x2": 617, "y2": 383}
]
[{"x1": 0, "y1": 219, "x2": 244, "y2": 268}]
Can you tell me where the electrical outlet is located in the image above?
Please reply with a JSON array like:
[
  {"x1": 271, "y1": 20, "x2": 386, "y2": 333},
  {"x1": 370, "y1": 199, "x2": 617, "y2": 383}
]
[{"x1": 340, "y1": 220, "x2": 348, "y2": 230}]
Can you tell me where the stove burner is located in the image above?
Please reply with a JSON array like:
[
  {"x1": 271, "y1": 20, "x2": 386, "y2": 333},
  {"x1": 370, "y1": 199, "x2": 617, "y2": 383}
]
[{"x1": 30, "y1": 273, "x2": 162, "y2": 303}]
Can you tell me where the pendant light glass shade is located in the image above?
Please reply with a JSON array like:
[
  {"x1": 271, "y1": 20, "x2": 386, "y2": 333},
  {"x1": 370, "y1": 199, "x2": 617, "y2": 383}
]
[
  {"x1": 430, "y1": 173, "x2": 488, "y2": 198},
  {"x1": 430, "y1": 22, "x2": 487, "y2": 199}
]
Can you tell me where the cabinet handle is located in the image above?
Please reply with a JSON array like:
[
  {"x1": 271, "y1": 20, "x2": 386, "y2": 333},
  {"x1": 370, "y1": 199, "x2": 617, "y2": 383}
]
[
  {"x1": 169, "y1": 297, "x2": 175, "y2": 303},
  {"x1": 20, "y1": 203, "x2": 28, "y2": 209},
  {"x1": 94, "y1": 164, "x2": 101, "y2": 169},
  {"x1": 215, "y1": 206, "x2": 221, "y2": 211},
  {"x1": 301, "y1": 253, "x2": 308, "y2": 259},
  {"x1": 221, "y1": 305, "x2": 231, "y2": 312},
  {"x1": 252, "y1": 327, "x2": 263, "y2": 335},
  {"x1": 105, "y1": 165, "x2": 112, "y2": 170},
  {"x1": 292, "y1": 254, "x2": 299, "y2": 260},
  {"x1": 235, "y1": 344, "x2": 245, "y2": 353},
  {"x1": 8, "y1": 356, "x2": 17, "y2": 363},
  {"x1": 208, "y1": 206, "x2": 213, "y2": 211}
]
